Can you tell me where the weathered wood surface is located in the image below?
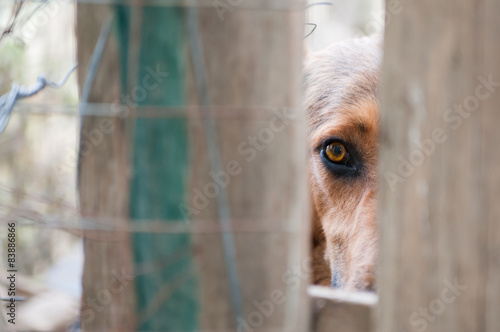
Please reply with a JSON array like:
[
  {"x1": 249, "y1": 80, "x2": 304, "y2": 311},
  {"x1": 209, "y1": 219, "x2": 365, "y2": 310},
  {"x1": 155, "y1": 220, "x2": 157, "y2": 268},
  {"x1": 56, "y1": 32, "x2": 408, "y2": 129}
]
[
  {"x1": 76, "y1": 5, "x2": 136, "y2": 331},
  {"x1": 378, "y1": 0, "x2": 500, "y2": 331},
  {"x1": 76, "y1": 3, "x2": 309, "y2": 332},
  {"x1": 185, "y1": 5, "x2": 310, "y2": 332}
]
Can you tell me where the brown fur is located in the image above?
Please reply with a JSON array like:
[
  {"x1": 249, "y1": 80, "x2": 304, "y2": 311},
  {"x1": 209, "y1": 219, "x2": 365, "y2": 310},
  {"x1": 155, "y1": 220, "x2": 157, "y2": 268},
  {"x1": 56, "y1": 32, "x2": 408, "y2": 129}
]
[{"x1": 304, "y1": 37, "x2": 382, "y2": 291}]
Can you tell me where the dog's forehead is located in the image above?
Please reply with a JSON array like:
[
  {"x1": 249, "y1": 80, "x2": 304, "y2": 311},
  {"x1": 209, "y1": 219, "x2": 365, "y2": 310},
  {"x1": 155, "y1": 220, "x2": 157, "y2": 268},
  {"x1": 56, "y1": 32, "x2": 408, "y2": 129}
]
[
  {"x1": 310, "y1": 100, "x2": 379, "y2": 148},
  {"x1": 304, "y1": 36, "x2": 382, "y2": 146}
]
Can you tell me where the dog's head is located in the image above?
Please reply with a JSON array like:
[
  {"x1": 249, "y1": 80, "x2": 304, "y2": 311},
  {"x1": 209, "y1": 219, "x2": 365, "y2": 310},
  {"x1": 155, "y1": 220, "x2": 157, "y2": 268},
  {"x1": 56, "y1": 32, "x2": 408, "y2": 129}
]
[{"x1": 305, "y1": 37, "x2": 382, "y2": 291}]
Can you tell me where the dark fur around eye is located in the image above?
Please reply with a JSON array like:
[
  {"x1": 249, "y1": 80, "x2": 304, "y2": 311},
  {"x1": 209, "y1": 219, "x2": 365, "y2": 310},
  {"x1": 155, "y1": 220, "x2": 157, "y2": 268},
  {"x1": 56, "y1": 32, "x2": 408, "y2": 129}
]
[{"x1": 317, "y1": 138, "x2": 362, "y2": 178}]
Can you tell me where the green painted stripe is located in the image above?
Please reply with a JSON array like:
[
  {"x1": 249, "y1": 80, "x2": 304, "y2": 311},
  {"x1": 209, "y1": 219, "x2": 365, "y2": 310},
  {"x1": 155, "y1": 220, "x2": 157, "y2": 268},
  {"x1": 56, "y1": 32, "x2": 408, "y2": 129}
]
[
  {"x1": 115, "y1": 5, "x2": 130, "y2": 94},
  {"x1": 118, "y1": 6, "x2": 199, "y2": 331}
]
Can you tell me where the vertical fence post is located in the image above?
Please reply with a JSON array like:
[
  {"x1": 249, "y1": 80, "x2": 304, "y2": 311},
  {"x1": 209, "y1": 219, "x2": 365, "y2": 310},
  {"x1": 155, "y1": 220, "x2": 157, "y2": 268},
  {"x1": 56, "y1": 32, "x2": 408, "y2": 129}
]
[
  {"x1": 184, "y1": 3, "x2": 309, "y2": 331},
  {"x1": 378, "y1": 0, "x2": 500, "y2": 331},
  {"x1": 77, "y1": 2, "x2": 309, "y2": 332}
]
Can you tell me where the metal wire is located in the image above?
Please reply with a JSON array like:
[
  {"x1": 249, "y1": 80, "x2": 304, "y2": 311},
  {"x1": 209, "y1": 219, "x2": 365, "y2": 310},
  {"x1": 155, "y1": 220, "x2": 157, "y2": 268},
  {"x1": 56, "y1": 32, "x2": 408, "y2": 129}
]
[
  {"x1": 12, "y1": 102, "x2": 301, "y2": 121},
  {"x1": 0, "y1": 63, "x2": 77, "y2": 134},
  {"x1": 70, "y1": 0, "x2": 304, "y2": 10},
  {"x1": 186, "y1": 6, "x2": 244, "y2": 324},
  {"x1": 79, "y1": 13, "x2": 114, "y2": 109}
]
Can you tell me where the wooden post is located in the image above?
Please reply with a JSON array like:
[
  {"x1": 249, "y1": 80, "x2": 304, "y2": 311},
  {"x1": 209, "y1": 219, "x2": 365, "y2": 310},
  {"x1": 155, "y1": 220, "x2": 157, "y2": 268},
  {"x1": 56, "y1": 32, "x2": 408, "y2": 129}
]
[
  {"x1": 378, "y1": 0, "x2": 500, "y2": 331},
  {"x1": 77, "y1": 2, "x2": 309, "y2": 332},
  {"x1": 185, "y1": 4, "x2": 309, "y2": 331}
]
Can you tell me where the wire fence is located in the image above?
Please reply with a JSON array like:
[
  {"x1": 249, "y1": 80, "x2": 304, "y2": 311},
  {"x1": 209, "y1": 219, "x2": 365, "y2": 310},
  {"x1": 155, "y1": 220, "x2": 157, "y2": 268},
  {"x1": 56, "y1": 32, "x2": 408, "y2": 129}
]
[{"x1": 0, "y1": 1, "x2": 377, "y2": 331}]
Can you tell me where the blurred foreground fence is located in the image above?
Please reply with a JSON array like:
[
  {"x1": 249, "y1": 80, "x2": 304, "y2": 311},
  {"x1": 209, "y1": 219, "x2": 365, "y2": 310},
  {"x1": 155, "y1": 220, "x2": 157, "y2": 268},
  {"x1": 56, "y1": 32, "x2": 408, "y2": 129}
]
[
  {"x1": 76, "y1": 1, "x2": 309, "y2": 331},
  {"x1": 74, "y1": 0, "x2": 500, "y2": 332},
  {"x1": 378, "y1": 0, "x2": 500, "y2": 332}
]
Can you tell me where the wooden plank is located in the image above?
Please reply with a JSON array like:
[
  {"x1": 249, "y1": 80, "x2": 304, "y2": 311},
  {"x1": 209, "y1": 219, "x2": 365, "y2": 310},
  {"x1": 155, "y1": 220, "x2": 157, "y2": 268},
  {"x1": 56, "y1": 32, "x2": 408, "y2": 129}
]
[
  {"x1": 309, "y1": 286, "x2": 376, "y2": 332},
  {"x1": 77, "y1": 3, "x2": 308, "y2": 331},
  {"x1": 183, "y1": 5, "x2": 310, "y2": 332},
  {"x1": 76, "y1": 5, "x2": 137, "y2": 331},
  {"x1": 377, "y1": 0, "x2": 500, "y2": 331}
]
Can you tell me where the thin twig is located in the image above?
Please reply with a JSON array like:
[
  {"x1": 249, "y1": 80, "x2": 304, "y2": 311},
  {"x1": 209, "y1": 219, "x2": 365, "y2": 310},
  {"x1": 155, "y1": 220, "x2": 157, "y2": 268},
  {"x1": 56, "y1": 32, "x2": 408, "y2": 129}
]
[{"x1": 0, "y1": 0, "x2": 25, "y2": 44}]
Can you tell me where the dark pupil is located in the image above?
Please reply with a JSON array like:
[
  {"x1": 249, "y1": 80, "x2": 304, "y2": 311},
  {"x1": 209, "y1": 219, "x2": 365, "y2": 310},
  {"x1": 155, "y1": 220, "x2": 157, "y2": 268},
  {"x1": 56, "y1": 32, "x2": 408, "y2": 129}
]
[{"x1": 333, "y1": 145, "x2": 343, "y2": 156}]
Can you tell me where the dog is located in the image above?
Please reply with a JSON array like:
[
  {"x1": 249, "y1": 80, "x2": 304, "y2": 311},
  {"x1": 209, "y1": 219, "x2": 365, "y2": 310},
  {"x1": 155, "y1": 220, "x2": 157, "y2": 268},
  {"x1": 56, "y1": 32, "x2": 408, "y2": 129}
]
[{"x1": 304, "y1": 36, "x2": 382, "y2": 291}]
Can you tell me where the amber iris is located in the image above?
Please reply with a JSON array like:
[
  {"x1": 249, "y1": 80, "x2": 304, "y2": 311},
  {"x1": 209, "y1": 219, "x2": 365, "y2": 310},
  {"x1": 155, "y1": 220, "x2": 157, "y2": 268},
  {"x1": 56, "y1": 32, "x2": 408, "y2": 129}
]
[{"x1": 325, "y1": 142, "x2": 347, "y2": 163}]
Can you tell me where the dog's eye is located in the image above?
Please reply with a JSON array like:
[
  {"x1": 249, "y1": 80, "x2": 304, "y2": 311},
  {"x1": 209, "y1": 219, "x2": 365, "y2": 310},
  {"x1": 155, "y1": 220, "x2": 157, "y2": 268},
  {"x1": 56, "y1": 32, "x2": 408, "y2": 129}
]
[
  {"x1": 325, "y1": 142, "x2": 349, "y2": 164},
  {"x1": 319, "y1": 139, "x2": 359, "y2": 177}
]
